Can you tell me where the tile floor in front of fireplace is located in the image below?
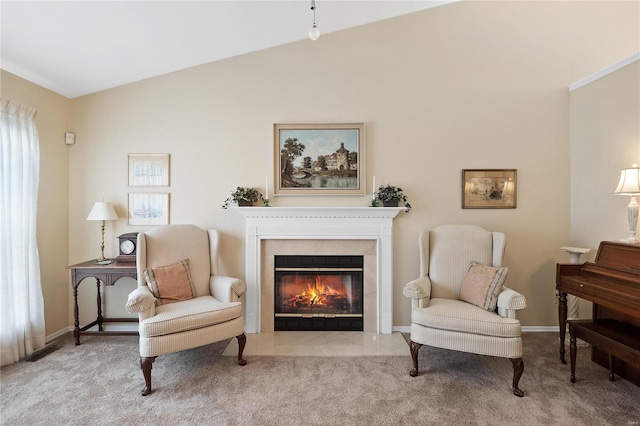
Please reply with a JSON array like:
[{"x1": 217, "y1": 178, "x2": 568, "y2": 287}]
[{"x1": 222, "y1": 331, "x2": 409, "y2": 357}]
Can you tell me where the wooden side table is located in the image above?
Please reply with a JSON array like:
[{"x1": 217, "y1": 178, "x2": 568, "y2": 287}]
[{"x1": 67, "y1": 260, "x2": 138, "y2": 345}]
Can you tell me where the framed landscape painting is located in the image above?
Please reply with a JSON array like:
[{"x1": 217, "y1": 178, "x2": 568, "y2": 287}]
[
  {"x1": 462, "y1": 169, "x2": 517, "y2": 209},
  {"x1": 274, "y1": 123, "x2": 365, "y2": 195}
]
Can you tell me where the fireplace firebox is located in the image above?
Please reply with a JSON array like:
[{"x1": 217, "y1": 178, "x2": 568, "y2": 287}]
[{"x1": 274, "y1": 255, "x2": 363, "y2": 331}]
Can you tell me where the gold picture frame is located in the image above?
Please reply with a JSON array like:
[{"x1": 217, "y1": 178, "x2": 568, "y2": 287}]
[
  {"x1": 128, "y1": 153, "x2": 170, "y2": 187},
  {"x1": 462, "y1": 169, "x2": 517, "y2": 209},
  {"x1": 274, "y1": 123, "x2": 365, "y2": 196}
]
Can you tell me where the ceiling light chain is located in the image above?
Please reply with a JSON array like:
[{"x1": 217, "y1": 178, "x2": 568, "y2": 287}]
[{"x1": 309, "y1": 0, "x2": 320, "y2": 41}]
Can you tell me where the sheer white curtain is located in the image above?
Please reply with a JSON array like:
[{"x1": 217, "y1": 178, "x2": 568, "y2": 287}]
[{"x1": 0, "y1": 98, "x2": 45, "y2": 366}]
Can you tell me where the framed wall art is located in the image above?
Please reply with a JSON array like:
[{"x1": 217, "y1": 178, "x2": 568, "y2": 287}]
[
  {"x1": 128, "y1": 193, "x2": 170, "y2": 225},
  {"x1": 128, "y1": 153, "x2": 170, "y2": 187},
  {"x1": 462, "y1": 169, "x2": 517, "y2": 209},
  {"x1": 274, "y1": 123, "x2": 365, "y2": 196}
]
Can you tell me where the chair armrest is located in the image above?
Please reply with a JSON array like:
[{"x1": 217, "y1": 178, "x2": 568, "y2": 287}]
[
  {"x1": 497, "y1": 286, "x2": 527, "y2": 319},
  {"x1": 403, "y1": 276, "x2": 432, "y2": 309},
  {"x1": 125, "y1": 286, "x2": 156, "y2": 315},
  {"x1": 403, "y1": 276, "x2": 432, "y2": 299},
  {"x1": 210, "y1": 275, "x2": 246, "y2": 303}
]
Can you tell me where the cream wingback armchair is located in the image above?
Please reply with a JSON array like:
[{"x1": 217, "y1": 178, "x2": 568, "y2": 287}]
[
  {"x1": 403, "y1": 225, "x2": 527, "y2": 397},
  {"x1": 125, "y1": 224, "x2": 247, "y2": 396}
]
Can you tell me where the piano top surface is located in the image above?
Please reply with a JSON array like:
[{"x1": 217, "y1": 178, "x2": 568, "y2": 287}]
[{"x1": 593, "y1": 241, "x2": 640, "y2": 272}]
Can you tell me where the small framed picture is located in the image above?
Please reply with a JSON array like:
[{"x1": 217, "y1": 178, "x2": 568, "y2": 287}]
[
  {"x1": 462, "y1": 169, "x2": 517, "y2": 209},
  {"x1": 128, "y1": 154, "x2": 170, "y2": 187},
  {"x1": 128, "y1": 193, "x2": 170, "y2": 225},
  {"x1": 274, "y1": 123, "x2": 365, "y2": 196}
]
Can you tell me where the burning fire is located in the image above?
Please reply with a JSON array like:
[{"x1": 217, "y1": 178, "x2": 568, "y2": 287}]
[
  {"x1": 303, "y1": 276, "x2": 341, "y2": 306},
  {"x1": 281, "y1": 275, "x2": 351, "y2": 311}
]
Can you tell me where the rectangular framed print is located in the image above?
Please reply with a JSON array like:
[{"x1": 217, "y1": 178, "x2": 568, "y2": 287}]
[
  {"x1": 128, "y1": 193, "x2": 170, "y2": 225},
  {"x1": 128, "y1": 153, "x2": 170, "y2": 187},
  {"x1": 462, "y1": 169, "x2": 517, "y2": 209},
  {"x1": 274, "y1": 123, "x2": 365, "y2": 195}
]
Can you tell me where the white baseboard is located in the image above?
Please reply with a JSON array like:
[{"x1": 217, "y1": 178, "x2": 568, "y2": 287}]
[
  {"x1": 47, "y1": 324, "x2": 556, "y2": 341},
  {"x1": 99, "y1": 324, "x2": 138, "y2": 332},
  {"x1": 46, "y1": 323, "x2": 138, "y2": 343},
  {"x1": 522, "y1": 326, "x2": 557, "y2": 332},
  {"x1": 46, "y1": 326, "x2": 73, "y2": 343},
  {"x1": 394, "y1": 325, "x2": 557, "y2": 334}
]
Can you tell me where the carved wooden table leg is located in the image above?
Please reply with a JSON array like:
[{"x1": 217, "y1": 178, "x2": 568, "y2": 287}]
[
  {"x1": 510, "y1": 357, "x2": 524, "y2": 397},
  {"x1": 72, "y1": 284, "x2": 80, "y2": 346},
  {"x1": 96, "y1": 279, "x2": 103, "y2": 331},
  {"x1": 570, "y1": 334, "x2": 577, "y2": 383},
  {"x1": 141, "y1": 356, "x2": 156, "y2": 396},
  {"x1": 409, "y1": 341, "x2": 422, "y2": 377},
  {"x1": 236, "y1": 333, "x2": 247, "y2": 366},
  {"x1": 558, "y1": 291, "x2": 567, "y2": 364}
]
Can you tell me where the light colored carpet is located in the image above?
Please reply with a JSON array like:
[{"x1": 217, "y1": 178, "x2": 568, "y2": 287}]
[{"x1": 1, "y1": 332, "x2": 639, "y2": 425}]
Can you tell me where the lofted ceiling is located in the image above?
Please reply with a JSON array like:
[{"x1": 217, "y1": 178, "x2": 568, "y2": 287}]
[{"x1": 1, "y1": 1, "x2": 453, "y2": 99}]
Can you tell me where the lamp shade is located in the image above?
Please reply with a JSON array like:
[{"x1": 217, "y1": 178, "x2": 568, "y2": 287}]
[
  {"x1": 86, "y1": 202, "x2": 118, "y2": 221},
  {"x1": 613, "y1": 165, "x2": 640, "y2": 195}
]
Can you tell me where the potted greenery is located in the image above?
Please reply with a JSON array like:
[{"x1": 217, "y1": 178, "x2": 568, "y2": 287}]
[
  {"x1": 374, "y1": 184, "x2": 411, "y2": 212},
  {"x1": 222, "y1": 187, "x2": 264, "y2": 208}
]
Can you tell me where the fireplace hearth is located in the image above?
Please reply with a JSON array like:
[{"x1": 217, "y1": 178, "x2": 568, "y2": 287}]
[{"x1": 274, "y1": 255, "x2": 363, "y2": 331}]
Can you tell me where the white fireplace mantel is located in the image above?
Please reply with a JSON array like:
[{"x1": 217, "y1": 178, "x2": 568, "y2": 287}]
[{"x1": 234, "y1": 207, "x2": 404, "y2": 333}]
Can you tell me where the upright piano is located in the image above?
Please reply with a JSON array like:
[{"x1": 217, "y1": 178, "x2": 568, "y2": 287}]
[{"x1": 556, "y1": 241, "x2": 640, "y2": 385}]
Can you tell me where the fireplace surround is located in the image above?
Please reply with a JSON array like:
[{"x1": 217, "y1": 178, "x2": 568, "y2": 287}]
[{"x1": 235, "y1": 206, "x2": 404, "y2": 334}]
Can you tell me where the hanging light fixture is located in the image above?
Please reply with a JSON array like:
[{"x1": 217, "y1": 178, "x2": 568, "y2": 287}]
[{"x1": 309, "y1": 0, "x2": 320, "y2": 41}]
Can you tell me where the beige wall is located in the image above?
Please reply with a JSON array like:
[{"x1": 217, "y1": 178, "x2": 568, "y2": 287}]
[
  {"x1": 569, "y1": 59, "x2": 640, "y2": 317},
  {"x1": 1, "y1": 70, "x2": 71, "y2": 336},
  {"x1": 2, "y1": 1, "x2": 639, "y2": 334},
  {"x1": 570, "y1": 60, "x2": 640, "y2": 248}
]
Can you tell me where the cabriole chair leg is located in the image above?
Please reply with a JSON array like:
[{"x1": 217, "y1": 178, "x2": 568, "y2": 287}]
[
  {"x1": 510, "y1": 357, "x2": 524, "y2": 397},
  {"x1": 141, "y1": 356, "x2": 156, "y2": 396},
  {"x1": 236, "y1": 333, "x2": 247, "y2": 366},
  {"x1": 409, "y1": 341, "x2": 422, "y2": 377}
]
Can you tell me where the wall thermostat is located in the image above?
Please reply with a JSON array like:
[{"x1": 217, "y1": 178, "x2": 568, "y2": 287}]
[{"x1": 65, "y1": 132, "x2": 75, "y2": 145}]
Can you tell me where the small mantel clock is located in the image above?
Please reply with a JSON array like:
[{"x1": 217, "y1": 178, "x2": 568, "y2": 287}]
[{"x1": 116, "y1": 232, "x2": 139, "y2": 263}]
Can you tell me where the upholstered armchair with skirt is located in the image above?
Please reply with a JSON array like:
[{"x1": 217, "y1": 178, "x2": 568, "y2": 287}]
[
  {"x1": 403, "y1": 225, "x2": 527, "y2": 396},
  {"x1": 125, "y1": 224, "x2": 247, "y2": 396}
]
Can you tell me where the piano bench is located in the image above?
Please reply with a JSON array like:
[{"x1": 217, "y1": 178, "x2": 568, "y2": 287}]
[{"x1": 568, "y1": 319, "x2": 640, "y2": 384}]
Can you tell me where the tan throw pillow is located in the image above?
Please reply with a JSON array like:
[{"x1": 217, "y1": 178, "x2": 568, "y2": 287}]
[
  {"x1": 143, "y1": 259, "x2": 196, "y2": 306},
  {"x1": 459, "y1": 262, "x2": 508, "y2": 311}
]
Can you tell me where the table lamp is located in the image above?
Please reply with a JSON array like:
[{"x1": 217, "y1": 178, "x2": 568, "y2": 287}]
[
  {"x1": 613, "y1": 164, "x2": 640, "y2": 244},
  {"x1": 86, "y1": 201, "x2": 118, "y2": 264}
]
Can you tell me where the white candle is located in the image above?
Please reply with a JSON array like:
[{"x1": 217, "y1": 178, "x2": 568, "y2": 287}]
[
  {"x1": 372, "y1": 176, "x2": 376, "y2": 200},
  {"x1": 265, "y1": 175, "x2": 269, "y2": 199}
]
